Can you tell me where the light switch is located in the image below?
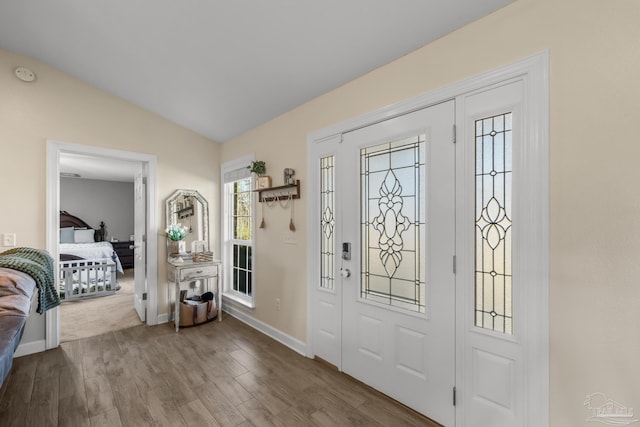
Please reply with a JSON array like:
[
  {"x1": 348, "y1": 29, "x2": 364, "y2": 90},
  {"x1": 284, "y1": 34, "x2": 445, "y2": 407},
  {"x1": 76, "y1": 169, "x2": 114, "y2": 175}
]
[{"x1": 3, "y1": 233, "x2": 16, "y2": 247}]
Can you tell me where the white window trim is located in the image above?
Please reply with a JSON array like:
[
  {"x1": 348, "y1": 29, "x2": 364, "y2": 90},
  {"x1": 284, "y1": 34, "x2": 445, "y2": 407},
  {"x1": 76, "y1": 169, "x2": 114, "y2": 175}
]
[{"x1": 221, "y1": 154, "x2": 256, "y2": 309}]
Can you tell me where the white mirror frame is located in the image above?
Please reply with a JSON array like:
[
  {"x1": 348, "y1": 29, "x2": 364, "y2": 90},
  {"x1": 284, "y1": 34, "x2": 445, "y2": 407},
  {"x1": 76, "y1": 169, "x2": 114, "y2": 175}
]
[{"x1": 165, "y1": 189, "x2": 210, "y2": 250}]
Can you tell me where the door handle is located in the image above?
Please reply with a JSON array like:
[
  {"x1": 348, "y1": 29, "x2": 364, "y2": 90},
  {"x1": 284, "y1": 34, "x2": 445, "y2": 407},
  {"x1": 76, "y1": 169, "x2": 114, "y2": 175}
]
[{"x1": 340, "y1": 268, "x2": 351, "y2": 278}]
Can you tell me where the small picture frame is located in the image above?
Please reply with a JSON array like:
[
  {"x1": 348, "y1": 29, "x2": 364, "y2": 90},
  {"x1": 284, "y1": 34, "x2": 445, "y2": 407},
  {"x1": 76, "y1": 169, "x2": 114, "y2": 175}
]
[{"x1": 256, "y1": 176, "x2": 271, "y2": 189}]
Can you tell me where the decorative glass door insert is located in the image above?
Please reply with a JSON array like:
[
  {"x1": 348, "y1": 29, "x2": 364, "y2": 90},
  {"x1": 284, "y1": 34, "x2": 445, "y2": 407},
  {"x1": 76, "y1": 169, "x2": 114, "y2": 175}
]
[
  {"x1": 360, "y1": 135, "x2": 426, "y2": 313},
  {"x1": 320, "y1": 155, "x2": 335, "y2": 291},
  {"x1": 475, "y1": 112, "x2": 513, "y2": 334}
]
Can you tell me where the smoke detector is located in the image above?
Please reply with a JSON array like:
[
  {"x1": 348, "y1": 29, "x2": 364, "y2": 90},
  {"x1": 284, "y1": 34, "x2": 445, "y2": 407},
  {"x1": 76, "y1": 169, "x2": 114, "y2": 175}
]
[{"x1": 14, "y1": 66, "x2": 36, "y2": 82}]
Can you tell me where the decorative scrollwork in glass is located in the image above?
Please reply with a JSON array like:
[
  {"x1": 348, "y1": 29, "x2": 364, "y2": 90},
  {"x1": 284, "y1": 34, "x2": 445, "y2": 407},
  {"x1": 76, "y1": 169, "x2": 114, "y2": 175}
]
[
  {"x1": 320, "y1": 156, "x2": 335, "y2": 290},
  {"x1": 475, "y1": 112, "x2": 513, "y2": 334},
  {"x1": 361, "y1": 136, "x2": 426, "y2": 313},
  {"x1": 372, "y1": 170, "x2": 411, "y2": 277}
]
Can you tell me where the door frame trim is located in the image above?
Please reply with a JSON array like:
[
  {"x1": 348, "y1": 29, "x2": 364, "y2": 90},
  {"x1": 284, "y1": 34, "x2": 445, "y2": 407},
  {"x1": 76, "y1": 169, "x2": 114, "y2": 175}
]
[
  {"x1": 307, "y1": 51, "x2": 549, "y2": 425},
  {"x1": 45, "y1": 140, "x2": 159, "y2": 349}
]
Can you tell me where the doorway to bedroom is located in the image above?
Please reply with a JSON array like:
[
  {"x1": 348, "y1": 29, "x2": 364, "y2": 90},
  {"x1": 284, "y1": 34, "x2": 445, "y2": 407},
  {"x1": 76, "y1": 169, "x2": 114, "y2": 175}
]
[
  {"x1": 46, "y1": 141, "x2": 158, "y2": 348},
  {"x1": 58, "y1": 157, "x2": 140, "y2": 342}
]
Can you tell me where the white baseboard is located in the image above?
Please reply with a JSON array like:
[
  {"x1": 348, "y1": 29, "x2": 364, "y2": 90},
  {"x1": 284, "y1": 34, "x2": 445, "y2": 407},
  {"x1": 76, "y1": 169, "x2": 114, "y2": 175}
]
[
  {"x1": 156, "y1": 313, "x2": 169, "y2": 324},
  {"x1": 14, "y1": 339, "x2": 46, "y2": 358},
  {"x1": 222, "y1": 305, "x2": 308, "y2": 356}
]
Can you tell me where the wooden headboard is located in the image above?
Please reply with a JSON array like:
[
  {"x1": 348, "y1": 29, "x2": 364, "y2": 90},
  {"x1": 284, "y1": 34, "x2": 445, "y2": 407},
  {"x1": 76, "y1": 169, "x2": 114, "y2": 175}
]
[
  {"x1": 59, "y1": 211, "x2": 105, "y2": 241},
  {"x1": 59, "y1": 211, "x2": 92, "y2": 229}
]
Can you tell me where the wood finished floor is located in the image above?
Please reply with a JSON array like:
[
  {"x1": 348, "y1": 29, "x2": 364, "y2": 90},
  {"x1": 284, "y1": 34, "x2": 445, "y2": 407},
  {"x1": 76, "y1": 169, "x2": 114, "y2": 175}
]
[{"x1": 0, "y1": 315, "x2": 441, "y2": 427}]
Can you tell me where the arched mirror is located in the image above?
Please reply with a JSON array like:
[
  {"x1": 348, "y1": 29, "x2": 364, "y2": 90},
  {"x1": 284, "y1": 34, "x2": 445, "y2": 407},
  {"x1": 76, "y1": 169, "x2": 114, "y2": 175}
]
[{"x1": 165, "y1": 189, "x2": 209, "y2": 254}]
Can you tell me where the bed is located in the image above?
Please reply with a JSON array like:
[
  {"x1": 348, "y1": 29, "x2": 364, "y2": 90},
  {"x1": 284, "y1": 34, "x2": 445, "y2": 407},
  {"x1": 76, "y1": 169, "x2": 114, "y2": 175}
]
[{"x1": 59, "y1": 211, "x2": 123, "y2": 301}]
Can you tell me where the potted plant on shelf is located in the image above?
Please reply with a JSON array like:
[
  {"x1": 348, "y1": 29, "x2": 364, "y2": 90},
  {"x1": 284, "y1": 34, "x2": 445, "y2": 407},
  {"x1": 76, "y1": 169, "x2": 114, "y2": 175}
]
[{"x1": 248, "y1": 160, "x2": 271, "y2": 189}]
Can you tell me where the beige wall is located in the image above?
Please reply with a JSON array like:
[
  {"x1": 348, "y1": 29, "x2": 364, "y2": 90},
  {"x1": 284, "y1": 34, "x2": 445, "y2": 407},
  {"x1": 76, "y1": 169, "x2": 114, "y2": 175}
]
[
  {"x1": 221, "y1": 0, "x2": 640, "y2": 424},
  {"x1": 0, "y1": 48, "x2": 221, "y2": 342}
]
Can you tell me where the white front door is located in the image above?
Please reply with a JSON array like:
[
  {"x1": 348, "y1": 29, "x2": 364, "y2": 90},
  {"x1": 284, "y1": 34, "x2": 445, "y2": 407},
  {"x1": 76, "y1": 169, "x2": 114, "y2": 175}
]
[
  {"x1": 341, "y1": 101, "x2": 456, "y2": 425},
  {"x1": 310, "y1": 101, "x2": 456, "y2": 424},
  {"x1": 133, "y1": 164, "x2": 146, "y2": 322},
  {"x1": 309, "y1": 54, "x2": 548, "y2": 427}
]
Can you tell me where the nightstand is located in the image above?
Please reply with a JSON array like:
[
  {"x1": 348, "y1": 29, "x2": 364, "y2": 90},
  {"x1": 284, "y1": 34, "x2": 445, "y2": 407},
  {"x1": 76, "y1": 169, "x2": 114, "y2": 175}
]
[{"x1": 111, "y1": 241, "x2": 134, "y2": 269}]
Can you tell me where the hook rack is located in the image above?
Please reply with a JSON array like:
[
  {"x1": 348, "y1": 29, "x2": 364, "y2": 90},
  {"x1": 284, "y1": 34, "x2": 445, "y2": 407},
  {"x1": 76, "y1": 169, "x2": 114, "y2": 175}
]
[{"x1": 257, "y1": 180, "x2": 301, "y2": 203}]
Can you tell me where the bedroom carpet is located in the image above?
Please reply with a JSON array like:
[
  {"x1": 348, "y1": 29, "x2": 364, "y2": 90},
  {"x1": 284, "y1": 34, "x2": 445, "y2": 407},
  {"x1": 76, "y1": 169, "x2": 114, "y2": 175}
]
[{"x1": 59, "y1": 268, "x2": 142, "y2": 342}]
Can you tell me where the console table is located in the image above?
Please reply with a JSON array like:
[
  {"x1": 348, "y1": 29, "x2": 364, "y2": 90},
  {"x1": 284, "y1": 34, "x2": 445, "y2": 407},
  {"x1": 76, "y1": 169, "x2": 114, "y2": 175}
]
[{"x1": 167, "y1": 259, "x2": 222, "y2": 332}]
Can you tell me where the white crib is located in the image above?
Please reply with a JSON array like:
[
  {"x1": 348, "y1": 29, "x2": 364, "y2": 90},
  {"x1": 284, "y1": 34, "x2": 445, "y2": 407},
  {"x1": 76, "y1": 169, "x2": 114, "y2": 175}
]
[{"x1": 59, "y1": 258, "x2": 117, "y2": 301}]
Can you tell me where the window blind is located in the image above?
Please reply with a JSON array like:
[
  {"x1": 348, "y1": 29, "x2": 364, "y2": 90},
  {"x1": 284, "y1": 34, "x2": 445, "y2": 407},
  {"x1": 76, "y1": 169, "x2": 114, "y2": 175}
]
[{"x1": 223, "y1": 165, "x2": 251, "y2": 183}]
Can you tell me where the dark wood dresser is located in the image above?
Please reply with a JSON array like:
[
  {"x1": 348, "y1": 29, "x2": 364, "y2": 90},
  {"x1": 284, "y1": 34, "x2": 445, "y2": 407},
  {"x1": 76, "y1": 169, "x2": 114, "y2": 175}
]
[{"x1": 111, "y1": 241, "x2": 134, "y2": 269}]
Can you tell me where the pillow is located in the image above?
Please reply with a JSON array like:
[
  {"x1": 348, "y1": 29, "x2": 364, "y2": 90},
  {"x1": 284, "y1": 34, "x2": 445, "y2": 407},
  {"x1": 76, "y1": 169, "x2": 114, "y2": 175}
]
[
  {"x1": 74, "y1": 229, "x2": 95, "y2": 243},
  {"x1": 60, "y1": 227, "x2": 75, "y2": 244}
]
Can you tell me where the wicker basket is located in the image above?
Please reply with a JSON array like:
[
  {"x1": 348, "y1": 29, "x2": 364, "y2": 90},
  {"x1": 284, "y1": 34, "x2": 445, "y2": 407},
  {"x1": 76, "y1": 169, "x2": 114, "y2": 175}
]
[{"x1": 192, "y1": 251, "x2": 214, "y2": 263}]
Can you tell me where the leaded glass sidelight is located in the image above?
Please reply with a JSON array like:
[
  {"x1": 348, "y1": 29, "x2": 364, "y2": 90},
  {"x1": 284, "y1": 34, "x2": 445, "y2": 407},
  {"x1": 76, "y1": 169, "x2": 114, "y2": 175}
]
[
  {"x1": 320, "y1": 156, "x2": 335, "y2": 290},
  {"x1": 361, "y1": 135, "x2": 426, "y2": 313},
  {"x1": 475, "y1": 112, "x2": 513, "y2": 334}
]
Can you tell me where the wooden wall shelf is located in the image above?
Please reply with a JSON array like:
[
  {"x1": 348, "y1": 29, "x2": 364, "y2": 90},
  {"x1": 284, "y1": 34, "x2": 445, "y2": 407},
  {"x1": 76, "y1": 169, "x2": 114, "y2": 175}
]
[
  {"x1": 176, "y1": 206, "x2": 194, "y2": 219},
  {"x1": 257, "y1": 180, "x2": 301, "y2": 202}
]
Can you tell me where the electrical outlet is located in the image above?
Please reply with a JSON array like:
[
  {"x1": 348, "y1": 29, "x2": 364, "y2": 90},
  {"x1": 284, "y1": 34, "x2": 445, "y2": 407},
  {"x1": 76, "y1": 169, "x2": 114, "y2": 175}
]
[
  {"x1": 2, "y1": 233, "x2": 16, "y2": 247},
  {"x1": 275, "y1": 298, "x2": 281, "y2": 311},
  {"x1": 283, "y1": 231, "x2": 296, "y2": 245}
]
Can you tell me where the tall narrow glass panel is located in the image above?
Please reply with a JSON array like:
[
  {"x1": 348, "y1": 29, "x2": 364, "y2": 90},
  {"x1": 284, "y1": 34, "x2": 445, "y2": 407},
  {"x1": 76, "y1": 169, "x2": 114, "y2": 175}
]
[
  {"x1": 475, "y1": 112, "x2": 513, "y2": 334},
  {"x1": 320, "y1": 156, "x2": 335, "y2": 290},
  {"x1": 360, "y1": 135, "x2": 426, "y2": 313}
]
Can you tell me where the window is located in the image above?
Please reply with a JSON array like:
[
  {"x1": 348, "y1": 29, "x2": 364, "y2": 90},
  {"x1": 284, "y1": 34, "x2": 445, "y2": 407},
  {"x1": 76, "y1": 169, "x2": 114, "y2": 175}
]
[{"x1": 222, "y1": 159, "x2": 254, "y2": 307}]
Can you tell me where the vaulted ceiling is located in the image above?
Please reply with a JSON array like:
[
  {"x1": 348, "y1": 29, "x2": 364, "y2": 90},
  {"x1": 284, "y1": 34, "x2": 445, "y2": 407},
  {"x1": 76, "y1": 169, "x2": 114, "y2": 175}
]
[{"x1": 0, "y1": 0, "x2": 513, "y2": 142}]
